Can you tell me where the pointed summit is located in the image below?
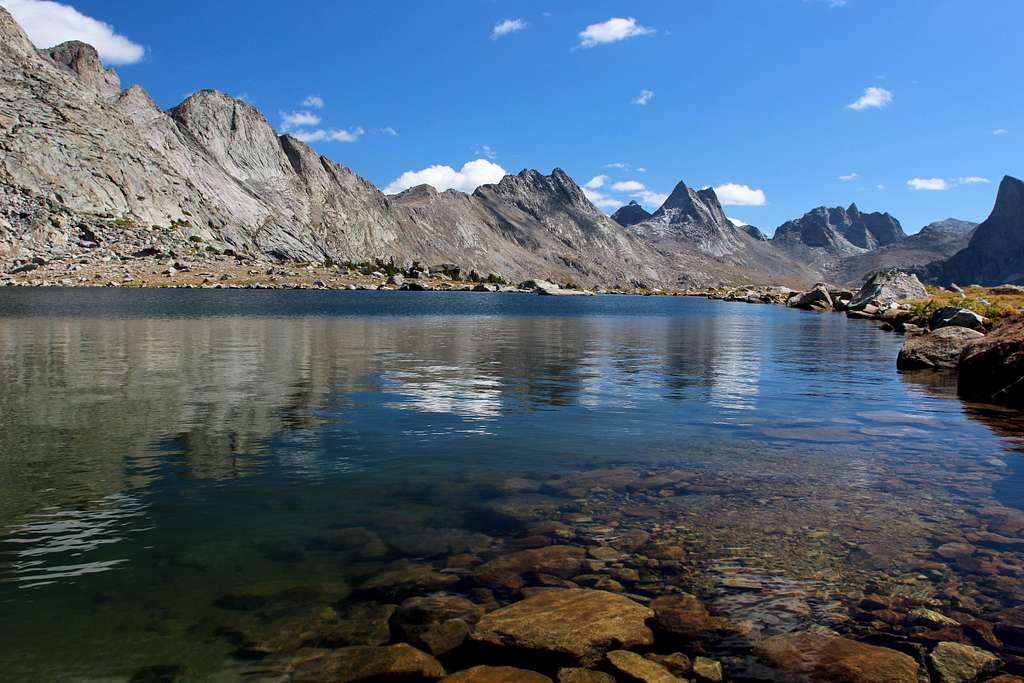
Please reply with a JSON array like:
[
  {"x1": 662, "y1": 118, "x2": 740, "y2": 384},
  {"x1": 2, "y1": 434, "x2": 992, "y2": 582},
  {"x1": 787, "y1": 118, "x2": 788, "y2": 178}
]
[
  {"x1": 42, "y1": 41, "x2": 121, "y2": 97},
  {"x1": 939, "y1": 176, "x2": 1024, "y2": 285}
]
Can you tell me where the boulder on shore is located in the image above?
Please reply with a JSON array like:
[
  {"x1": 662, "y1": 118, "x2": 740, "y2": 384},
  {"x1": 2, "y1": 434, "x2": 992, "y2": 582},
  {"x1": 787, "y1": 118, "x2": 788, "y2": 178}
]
[
  {"x1": 788, "y1": 283, "x2": 833, "y2": 311},
  {"x1": 471, "y1": 588, "x2": 654, "y2": 667},
  {"x1": 958, "y1": 314, "x2": 1024, "y2": 406},
  {"x1": 930, "y1": 306, "x2": 987, "y2": 331},
  {"x1": 848, "y1": 269, "x2": 928, "y2": 311},
  {"x1": 897, "y1": 327, "x2": 985, "y2": 369}
]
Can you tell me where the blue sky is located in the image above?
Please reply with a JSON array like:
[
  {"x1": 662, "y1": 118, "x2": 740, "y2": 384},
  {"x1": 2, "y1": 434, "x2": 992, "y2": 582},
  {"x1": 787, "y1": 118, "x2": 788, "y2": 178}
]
[{"x1": 5, "y1": 0, "x2": 1021, "y2": 234}]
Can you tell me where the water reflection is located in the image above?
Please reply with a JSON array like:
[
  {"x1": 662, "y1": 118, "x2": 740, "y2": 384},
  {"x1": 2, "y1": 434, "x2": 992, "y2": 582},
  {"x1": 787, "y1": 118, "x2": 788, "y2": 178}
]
[{"x1": 0, "y1": 290, "x2": 1022, "y2": 680}]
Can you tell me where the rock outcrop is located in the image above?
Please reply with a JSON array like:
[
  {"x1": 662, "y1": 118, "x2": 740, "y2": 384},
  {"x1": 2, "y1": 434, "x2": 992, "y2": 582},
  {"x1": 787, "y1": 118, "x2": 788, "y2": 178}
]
[
  {"x1": 848, "y1": 269, "x2": 928, "y2": 310},
  {"x1": 610, "y1": 200, "x2": 652, "y2": 228},
  {"x1": 938, "y1": 176, "x2": 1024, "y2": 286},
  {"x1": 757, "y1": 631, "x2": 920, "y2": 683},
  {"x1": 897, "y1": 327, "x2": 985, "y2": 369},
  {"x1": 958, "y1": 314, "x2": 1024, "y2": 406},
  {"x1": 835, "y1": 218, "x2": 976, "y2": 285}
]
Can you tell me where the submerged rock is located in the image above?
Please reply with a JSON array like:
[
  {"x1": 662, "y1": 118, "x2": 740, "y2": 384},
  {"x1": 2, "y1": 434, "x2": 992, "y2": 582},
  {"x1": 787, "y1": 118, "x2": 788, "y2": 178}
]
[
  {"x1": 757, "y1": 631, "x2": 919, "y2": 683},
  {"x1": 606, "y1": 650, "x2": 680, "y2": 682},
  {"x1": 557, "y1": 669, "x2": 616, "y2": 683},
  {"x1": 473, "y1": 546, "x2": 585, "y2": 588},
  {"x1": 290, "y1": 643, "x2": 445, "y2": 682},
  {"x1": 929, "y1": 641, "x2": 1001, "y2": 683},
  {"x1": 650, "y1": 593, "x2": 720, "y2": 638},
  {"x1": 897, "y1": 327, "x2": 985, "y2": 369},
  {"x1": 440, "y1": 665, "x2": 553, "y2": 682},
  {"x1": 471, "y1": 588, "x2": 654, "y2": 666}
]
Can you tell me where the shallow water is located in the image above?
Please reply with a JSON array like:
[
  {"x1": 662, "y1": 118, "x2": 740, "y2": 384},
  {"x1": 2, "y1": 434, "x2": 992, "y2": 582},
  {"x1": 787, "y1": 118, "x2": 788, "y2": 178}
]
[{"x1": 0, "y1": 289, "x2": 1022, "y2": 680}]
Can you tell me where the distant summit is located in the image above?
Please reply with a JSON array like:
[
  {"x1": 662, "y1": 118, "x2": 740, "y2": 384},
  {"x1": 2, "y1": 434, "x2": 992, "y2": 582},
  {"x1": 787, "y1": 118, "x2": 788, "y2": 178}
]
[
  {"x1": 773, "y1": 203, "x2": 905, "y2": 257},
  {"x1": 937, "y1": 176, "x2": 1024, "y2": 285},
  {"x1": 611, "y1": 201, "x2": 652, "y2": 228}
]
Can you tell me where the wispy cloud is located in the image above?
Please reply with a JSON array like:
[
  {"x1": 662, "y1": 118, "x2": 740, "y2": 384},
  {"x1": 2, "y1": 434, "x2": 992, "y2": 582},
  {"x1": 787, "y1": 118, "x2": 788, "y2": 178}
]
[
  {"x1": 633, "y1": 89, "x2": 654, "y2": 106},
  {"x1": 605, "y1": 162, "x2": 630, "y2": 169},
  {"x1": 3, "y1": 0, "x2": 145, "y2": 64},
  {"x1": 907, "y1": 177, "x2": 949, "y2": 191},
  {"x1": 993, "y1": 128, "x2": 1008, "y2": 136},
  {"x1": 492, "y1": 18, "x2": 527, "y2": 39},
  {"x1": 612, "y1": 180, "x2": 645, "y2": 192},
  {"x1": 377, "y1": 126, "x2": 398, "y2": 137},
  {"x1": 302, "y1": 95, "x2": 324, "y2": 108},
  {"x1": 847, "y1": 86, "x2": 893, "y2": 110},
  {"x1": 474, "y1": 144, "x2": 497, "y2": 160},
  {"x1": 632, "y1": 190, "x2": 668, "y2": 208},
  {"x1": 280, "y1": 111, "x2": 321, "y2": 131},
  {"x1": 578, "y1": 17, "x2": 654, "y2": 48},
  {"x1": 292, "y1": 127, "x2": 364, "y2": 143},
  {"x1": 958, "y1": 176, "x2": 990, "y2": 184},
  {"x1": 384, "y1": 159, "x2": 506, "y2": 195},
  {"x1": 838, "y1": 172, "x2": 859, "y2": 182},
  {"x1": 584, "y1": 175, "x2": 608, "y2": 189},
  {"x1": 714, "y1": 183, "x2": 767, "y2": 206},
  {"x1": 583, "y1": 188, "x2": 625, "y2": 211}
]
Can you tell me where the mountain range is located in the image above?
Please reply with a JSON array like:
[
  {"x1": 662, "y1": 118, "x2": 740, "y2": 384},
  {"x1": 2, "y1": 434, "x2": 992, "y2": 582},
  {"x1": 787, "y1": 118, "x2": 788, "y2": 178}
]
[{"x1": 0, "y1": 7, "x2": 1019, "y2": 289}]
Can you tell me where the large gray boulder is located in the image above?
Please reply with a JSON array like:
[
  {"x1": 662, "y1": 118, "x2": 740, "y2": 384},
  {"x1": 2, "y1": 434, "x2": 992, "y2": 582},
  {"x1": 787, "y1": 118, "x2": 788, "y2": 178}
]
[
  {"x1": 930, "y1": 306, "x2": 987, "y2": 331},
  {"x1": 897, "y1": 327, "x2": 985, "y2": 369},
  {"x1": 849, "y1": 269, "x2": 928, "y2": 310}
]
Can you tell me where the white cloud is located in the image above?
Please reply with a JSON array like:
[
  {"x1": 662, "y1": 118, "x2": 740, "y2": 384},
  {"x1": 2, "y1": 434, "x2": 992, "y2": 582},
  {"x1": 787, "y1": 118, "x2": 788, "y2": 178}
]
[
  {"x1": 475, "y1": 144, "x2": 497, "y2": 160},
  {"x1": 578, "y1": 17, "x2": 654, "y2": 48},
  {"x1": 292, "y1": 127, "x2": 364, "y2": 143},
  {"x1": 727, "y1": 217, "x2": 748, "y2": 227},
  {"x1": 384, "y1": 159, "x2": 507, "y2": 195},
  {"x1": 838, "y1": 172, "x2": 859, "y2": 182},
  {"x1": 713, "y1": 183, "x2": 767, "y2": 206},
  {"x1": 378, "y1": 126, "x2": 398, "y2": 136},
  {"x1": 632, "y1": 190, "x2": 668, "y2": 208},
  {"x1": 958, "y1": 176, "x2": 990, "y2": 184},
  {"x1": 605, "y1": 162, "x2": 630, "y2": 169},
  {"x1": 612, "y1": 180, "x2": 645, "y2": 192},
  {"x1": 636, "y1": 167, "x2": 647, "y2": 173},
  {"x1": 2, "y1": 0, "x2": 144, "y2": 64},
  {"x1": 584, "y1": 175, "x2": 608, "y2": 189},
  {"x1": 583, "y1": 188, "x2": 625, "y2": 211},
  {"x1": 633, "y1": 89, "x2": 654, "y2": 106},
  {"x1": 492, "y1": 18, "x2": 527, "y2": 39},
  {"x1": 280, "y1": 111, "x2": 321, "y2": 131},
  {"x1": 907, "y1": 177, "x2": 949, "y2": 191},
  {"x1": 993, "y1": 128, "x2": 1008, "y2": 136},
  {"x1": 302, "y1": 95, "x2": 324, "y2": 108},
  {"x1": 847, "y1": 86, "x2": 893, "y2": 110}
]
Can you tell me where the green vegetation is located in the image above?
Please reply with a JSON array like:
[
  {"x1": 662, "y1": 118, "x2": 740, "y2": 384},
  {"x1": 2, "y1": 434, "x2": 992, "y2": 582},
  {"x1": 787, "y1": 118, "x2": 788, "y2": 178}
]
[{"x1": 909, "y1": 296, "x2": 1019, "y2": 328}]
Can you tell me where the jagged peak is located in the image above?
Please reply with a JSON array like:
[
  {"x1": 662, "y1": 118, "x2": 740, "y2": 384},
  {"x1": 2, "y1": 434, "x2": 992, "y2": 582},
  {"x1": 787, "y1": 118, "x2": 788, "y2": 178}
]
[
  {"x1": 0, "y1": 6, "x2": 37, "y2": 59},
  {"x1": 987, "y1": 174, "x2": 1024, "y2": 224},
  {"x1": 40, "y1": 41, "x2": 121, "y2": 97}
]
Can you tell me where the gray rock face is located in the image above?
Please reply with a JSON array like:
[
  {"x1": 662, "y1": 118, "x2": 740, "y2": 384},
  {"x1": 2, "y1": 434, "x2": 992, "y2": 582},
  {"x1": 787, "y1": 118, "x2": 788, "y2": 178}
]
[
  {"x1": 610, "y1": 200, "x2": 652, "y2": 228},
  {"x1": 938, "y1": 176, "x2": 1024, "y2": 286},
  {"x1": 629, "y1": 181, "x2": 742, "y2": 256},
  {"x1": 897, "y1": 327, "x2": 985, "y2": 369},
  {"x1": 848, "y1": 269, "x2": 928, "y2": 310},
  {"x1": 773, "y1": 203, "x2": 905, "y2": 257}
]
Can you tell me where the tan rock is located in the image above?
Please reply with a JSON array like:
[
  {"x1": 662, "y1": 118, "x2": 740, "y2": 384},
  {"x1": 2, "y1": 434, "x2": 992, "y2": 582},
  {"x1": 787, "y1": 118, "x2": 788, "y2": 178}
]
[
  {"x1": 651, "y1": 593, "x2": 718, "y2": 638},
  {"x1": 472, "y1": 589, "x2": 654, "y2": 666},
  {"x1": 441, "y1": 665, "x2": 553, "y2": 682},
  {"x1": 607, "y1": 650, "x2": 681, "y2": 682},
  {"x1": 757, "y1": 631, "x2": 919, "y2": 683},
  {"x1": 291, "y1": 643, "x2": 445, "y2": 682},
  {"x1": 557, "y1": 669, "x2": 616, "y2": 683},
  {"x1": 692, "y1": 656, "x2": 724, "y2": 682},
  {"x1": 474, "y1": 546, "x2": 585, "y2": 588},
  {"x1": 644, "y1": 653, "x2": 692, "y2": 677},
  {"x1": 929, "y1": 641, "x2": 1001, "y2": 683}
]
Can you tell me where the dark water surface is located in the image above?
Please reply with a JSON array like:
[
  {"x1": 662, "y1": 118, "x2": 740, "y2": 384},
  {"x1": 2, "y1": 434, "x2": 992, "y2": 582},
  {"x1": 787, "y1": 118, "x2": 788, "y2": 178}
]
[{"x1": 1, "y1": 289, "x2": 1022, "y2": 681}]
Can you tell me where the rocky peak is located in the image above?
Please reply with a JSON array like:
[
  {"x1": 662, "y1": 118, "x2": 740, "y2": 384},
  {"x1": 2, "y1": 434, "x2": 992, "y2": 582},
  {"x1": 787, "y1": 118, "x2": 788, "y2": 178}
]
[
  {"x1": 611, "y1": 201, "x2": 653, "y2": 228},
  {"x1": 774, "y1": 204, "x2": 904, "y2": 255},
  {"x1": 651, "y1": 182, "x2": 730, "y2": 229},
  {"x1": 0, "y1": 6, "x2": 38, "y2": 60},
  {"x1": 170, "y1": 90, "x2": 293, "y2": 183},
  {"x1": 937, "y1": 175, "x2": 1024, "y2": 285},
  {"x1": 41, "y1": 41, "x2": 121, "y2": 97},
  {"x1": 989, "y1": 175, "x2": 1024, "y2": 226}
]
